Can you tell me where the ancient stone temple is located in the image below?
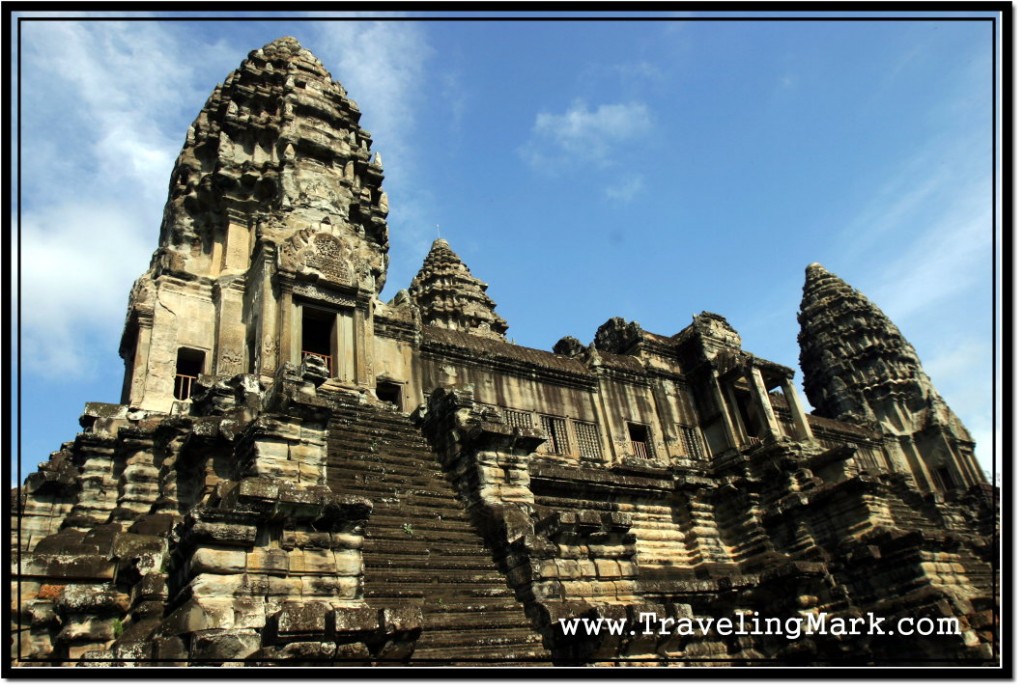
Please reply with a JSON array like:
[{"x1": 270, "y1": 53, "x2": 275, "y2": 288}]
[{"x1": 11, "y1": 37, "x2": 997, "y2": 667}]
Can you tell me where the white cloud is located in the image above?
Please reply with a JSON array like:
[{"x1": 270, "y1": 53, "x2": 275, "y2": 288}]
[
  {"x1": 17, "y1": 19, "x2": 442, "y2": 376},
  {"x1": 870, "y1": 177, "x2": 991, "y2": 322},
  {"x1": 523, "y1": 100, "x2": 652, "y2": 169},
  {"x1": 17, "y1": 21, "x2": 216, "y2": 381},
  {"x1": 21, "y1": 21, "x2": 204, "y2": 205},
  {"x1": 20, "y1": 203, "x2": 153, "y2": 377},
  {"x1": 604, "y1": 173, "x2": 645, "y2": 202}
]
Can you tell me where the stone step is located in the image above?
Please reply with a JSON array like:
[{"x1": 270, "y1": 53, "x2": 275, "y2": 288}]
[
  {"x1": 363, "y1": 563, "x2": 505, "y2": 582},
  {"x1": 364, "y1": 538, "x2": 496, "y2": 558},
  {"x1": 427, "y1": 600, "x2": 526, "y2": 614},
  {"x1": 412, "y1": 639, "x2": 549, "y2": 661},
  {"x1": 325, "y1": 398, "x2": 548, "y2": 661},
  {"x1": 326, "y1": 438, "x2": 434, "y2": 457},
  {"x1": 422, "y1": 610, "x2": 540, "y2": 631},
  {"x1": 367, "y1": 503, "x2": 485, "y2": 524},
  {"x1": 327, "y1": 463, "x2": 442, "y2": 482},
  {"x1": 363, "y1": 524, "x2": 484, "y2": 543}
]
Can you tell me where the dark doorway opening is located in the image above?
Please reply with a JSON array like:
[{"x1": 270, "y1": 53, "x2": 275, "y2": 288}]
[
  {"x1": 936, "y1": 466, "x2": 956, "y2": 493},
  {"x1": 302, "y1": 306, "x2": 334, "y2": 375},
  {"x1": 175, "y1": 348, "x2": 205, "y2": 400}
]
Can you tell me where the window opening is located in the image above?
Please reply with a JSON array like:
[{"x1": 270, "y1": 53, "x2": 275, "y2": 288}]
[
  {"x1": 174, "y1": 348, "x2": 205, "y2": 400},
  {"x1": 627, "y1": 422, "x2": 653, "y2": 459},
  {"x1": 541, "y1": 415, "x2": 570, "y2": 455}
]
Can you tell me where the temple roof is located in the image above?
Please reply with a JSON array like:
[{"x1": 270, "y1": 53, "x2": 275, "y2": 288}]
[
  {"x1": 797, "y1": 262, "x2": 970, "y2": 439},
  {"x1": 409, "y1": 238, "x2": 509, "y2": 341},
  {"x1": 155, "y1": 35, "x2": 390, "y2": 288}
]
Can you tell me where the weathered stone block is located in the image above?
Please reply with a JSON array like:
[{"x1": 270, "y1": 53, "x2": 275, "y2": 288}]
[
  {"x1": 379, "y1": 606, "x2": 422, "y2": 635},
  {"x1": 289, "y1": 444, "x2": 322, "y2": 464},
  {"x1": 332, "y1": 606, "x2": 378, "y2": 635},
  {"x1": 237, "y1": 477, "x2": 280, "y2": 501},
  {"x1": 332, "y1": 550, "x2": 363, "y2": 576},
  {"x1": 254, "y1": 440, "x2": 291, "y2": 463},
  {"x1": 189, "y1": 547, "x2": 247, "y2": 576},
  {"x1": 300, "y1": 576, "x2": 342, "y2": 598},
  {"x1": 246, "y1": 549, "x2": 289, "y2": 575},
  {"x1": 190, "y1": 521, "x2": 258, "y2": 547},
  {"x1": 57, "y1": 583, "x2": 129, "y2": 615},
  {"x1": 287, "y1": 549, "x2": 336, "y2": 575},
  {"x1": 276, "y1": 600, "x2": 330, "y2": 635},
  {"x1": 164, "y1": 598, "x2": 236, "y2": 634},
  {"x1": 266, "y1": 577, "x2": 305, "y2": 598},
  {"x1": 232, "y1": 599, "x2": 267, "y2": 629},
  {"x1": 279, "y1": 641, "x2": 336, "y2": 660},
  {"x1": 334, "y1": 641, "x2": 371, "y2": 660},
  {"x1": 192, "y1": 630, "x2": 261, "y2": 661},
  {"x1": 57, "y1": 615, "x2": 116, "y2": 643}
]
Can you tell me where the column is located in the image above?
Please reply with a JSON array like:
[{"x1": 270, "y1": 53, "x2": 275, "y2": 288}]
[
  {"x1": 710, "y1": 372, "x2": 743, "y2": 449},
  {"x1": 782, "y1": 378, "x2": 815, "y2": 442},
  {"x1": 748, "y1": 366, "x2": 782, "y2": 439}
]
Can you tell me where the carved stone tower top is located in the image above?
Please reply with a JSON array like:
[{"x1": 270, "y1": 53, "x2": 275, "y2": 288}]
[
  {"x1": 409, "y1": 238, "x2": 509, "y2": 340},
  {"x1": 155, "y1": 35, "x2": 389, "y2": 291},
  {"x1": 120, "y1": 38, "x2": 390, "y2": 412},
  {"x1": 798, "y1": 263, "x2": 967, "y2": 435},
  {"x1": 798, "y1": 262, "x2": 977, "y2": 491}
]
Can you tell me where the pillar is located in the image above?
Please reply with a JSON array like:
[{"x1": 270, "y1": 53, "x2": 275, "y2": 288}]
[
  {"x1": 710, "y1": 372, "x2": 743, "y2": 449},
  {"x1": 782, "y1": 378, "x2": 815, "y2": 442},
  {"x1": 748, "y1": 366, "x2": 782, "y2": 439}
]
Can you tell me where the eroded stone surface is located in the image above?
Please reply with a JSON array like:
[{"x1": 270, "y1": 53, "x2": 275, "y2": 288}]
[
  {"x1": 409, "y1": 238, "x2": 509, "y2": 341},
  {"x1": 11, "y1": 37, "x2": 997, "y2": 668}
]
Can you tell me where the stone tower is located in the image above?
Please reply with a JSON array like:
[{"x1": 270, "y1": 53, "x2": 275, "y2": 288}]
[
  {"x1": 798, "y1": 262, "x2": 986, "y2": 493},
  {"x1": 119, "y1": 36, "x2": 390, "y2": 412},
  {"x1": 409, "y1": 238, "x2": 508, "y2": 340}
]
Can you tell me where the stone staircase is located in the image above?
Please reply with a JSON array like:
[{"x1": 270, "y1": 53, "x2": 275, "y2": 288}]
[{"x1": 323, "y1": 392, "x2": 549, "y2": 664}]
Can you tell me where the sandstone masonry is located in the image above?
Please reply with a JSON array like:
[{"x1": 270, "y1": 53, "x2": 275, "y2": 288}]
[{"x1": 10, "y1": 37, "x2": 997, "y2": 667}]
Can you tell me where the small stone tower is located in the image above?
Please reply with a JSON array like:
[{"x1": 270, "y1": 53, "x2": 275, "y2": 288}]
[
  {"x1": 118, "y1": 37, "x2": 390, "y2": 412},
  {"x1": 798, "y1": 262, "x2": 986, "y2": 493},
  {"x1": 408, "y1": 238, "x2": 508, "y2": 340}
]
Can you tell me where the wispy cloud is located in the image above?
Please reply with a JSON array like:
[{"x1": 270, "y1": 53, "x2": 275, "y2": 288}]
[
  {"x1": 522, "y1": 99, "x2": 652, "y2": 169},
  {"x1": 18, "y1": 21, "x2": 219, "y2": 380},
  {"x1": 830, "y1": 125, "x2": 992, "y2": 324},
  {"x1": 17, "y1": 19, "x2": 440, "y2": 380},
  {"x1": 20, "y1": 205, "x2": 153, "y2": 377},
  {"x1": 870, "y1": 177, "x2": 991, "y2": 322},
  {"x1": 828, "y1": 129, "x2": 995, "y2": 481},
  {"x1": 604, "y1": 173, "x2": 645, "y2": 202}
]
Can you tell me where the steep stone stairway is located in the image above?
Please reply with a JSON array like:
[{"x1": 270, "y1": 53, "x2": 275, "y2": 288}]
[{"x1": 323, "y1": 392, "x2": 549, "y2": 664}]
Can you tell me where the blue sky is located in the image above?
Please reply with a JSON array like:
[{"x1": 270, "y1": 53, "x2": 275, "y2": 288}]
[{"x1": 10, "y1": 11, "x2": 1002, "y2": 485}]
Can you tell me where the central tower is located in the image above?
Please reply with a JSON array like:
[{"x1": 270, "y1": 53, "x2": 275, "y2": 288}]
[{"x1": 119, "y1": 37, "x2": 390, "y2": 411}]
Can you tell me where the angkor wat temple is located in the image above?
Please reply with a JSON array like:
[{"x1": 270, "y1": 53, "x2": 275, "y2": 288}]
[{"x1": 10, "y1": 37, "x2": 997, "y2": 667}]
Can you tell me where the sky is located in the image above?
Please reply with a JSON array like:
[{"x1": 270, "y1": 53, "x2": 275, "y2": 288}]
[{"x1": 9, "y1": 10, "x2": 1002, "y2": 486}]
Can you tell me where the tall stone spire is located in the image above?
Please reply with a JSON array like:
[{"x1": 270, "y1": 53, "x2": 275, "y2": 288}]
[
  {"x1": 156, "y1": 36, "x2": 390, "y2": 290},
  {"x1": 120, "y1": 37, "x2": 392, "y2": 411},
  {"x1": 409, "y1": 238, "x2": 508, "y2": 340},
  {"x1": 798, "y1": 262, "x2": 981, "y2": 491}
]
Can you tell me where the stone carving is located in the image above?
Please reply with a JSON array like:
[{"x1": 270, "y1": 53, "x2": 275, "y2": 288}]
[
  {"x1": 303, "y1": 233, "x2": 352, "y2": 283},
  {"x1": 408, "y1": 238, "x2": 508, "y2": 340},
  {"x1": 798, "y1": 263, "x2": 983, "y2": 492}
]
